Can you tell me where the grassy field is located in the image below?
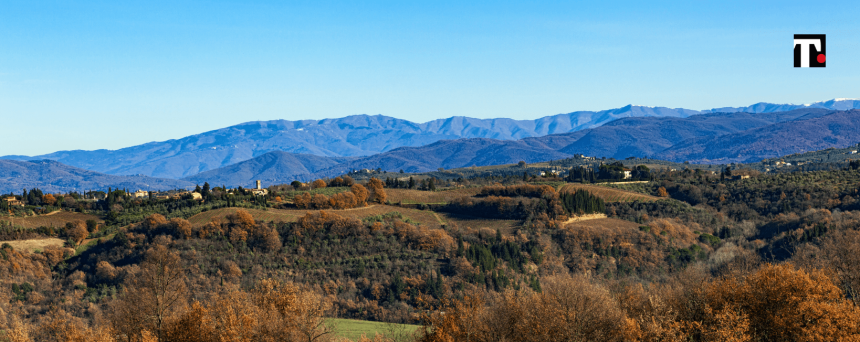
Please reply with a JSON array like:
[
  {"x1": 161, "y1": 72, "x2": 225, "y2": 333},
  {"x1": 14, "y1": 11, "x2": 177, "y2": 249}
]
[
  {"x1": 0, "y1": 211, "x2": 101, "y2": 229},
  {"x1": 386, "y1": 188, "x2": 482, "y2": 204},
  {"x1": 0, "y1": 237, "x2": 65, "y2": 253},
  {"x1": 559, "y1": 183, "x2": 660, "y2": 203},
  {"x1": 327, "y1": 318, "x2": 420, "y2": 341}
]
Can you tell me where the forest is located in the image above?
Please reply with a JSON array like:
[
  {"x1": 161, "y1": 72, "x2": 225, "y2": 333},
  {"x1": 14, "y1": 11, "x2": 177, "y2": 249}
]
[{"x1": 0, "y1": 159, "x2": 860, "y2": 341}]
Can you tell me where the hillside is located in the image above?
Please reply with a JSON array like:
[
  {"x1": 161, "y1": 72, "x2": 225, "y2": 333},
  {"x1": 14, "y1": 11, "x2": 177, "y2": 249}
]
[
  {"x1": 181, "y1": 151, "x2": 351, "y2": 187},
  {"x1": 656, "y1": 110, "x2": 860, "y2": 163},
  {"x1": 549, "y1": 109, "x2": 832, "y2": 159},
  {"x1": 0, "y1": 159, "x2": 194, "y2": 194},
  {"x1": 4, "y1": 165, "x2": 860, "y2": 340}
]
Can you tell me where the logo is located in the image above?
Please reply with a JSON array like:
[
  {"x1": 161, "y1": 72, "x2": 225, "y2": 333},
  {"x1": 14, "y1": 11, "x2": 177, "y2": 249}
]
[{"x1": 794, "y1": 34, "x2": 826, "y2": 68}]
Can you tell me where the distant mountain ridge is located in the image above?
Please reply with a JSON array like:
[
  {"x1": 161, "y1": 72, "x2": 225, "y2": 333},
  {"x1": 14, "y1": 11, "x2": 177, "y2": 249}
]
[
  {"x1": 5, "y1": 98, "x2": 858, "y2": 179},
  {"x1": 0, "y1": 160, "x2": 194, "y2": 194},
  {"x1": 191, "y1": 108, "x2": 860, "y2": 186}
]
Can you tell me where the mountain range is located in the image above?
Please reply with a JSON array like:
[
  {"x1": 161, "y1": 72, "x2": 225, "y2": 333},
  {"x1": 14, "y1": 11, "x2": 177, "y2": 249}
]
[
  {"x1": 3, "y1": 99, "x2": 860, "y2": 190},
  {"x1": 5, "y1": 99, "x2": 859, "y2": 180},
  {"x1": 190, "y1": 108, "x2": 859, "y2": 186}
]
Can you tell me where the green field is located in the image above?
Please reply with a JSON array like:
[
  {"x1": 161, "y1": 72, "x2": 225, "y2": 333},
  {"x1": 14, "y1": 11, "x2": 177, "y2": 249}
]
[{"x1": 327, "y1": 318, "x2": 420, "y2": 341}]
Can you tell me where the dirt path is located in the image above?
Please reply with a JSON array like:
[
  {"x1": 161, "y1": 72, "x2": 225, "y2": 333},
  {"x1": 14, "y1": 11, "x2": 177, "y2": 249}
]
[
  {"x1": 563, "y1": 213, "x2": 608, "y2": 224},
  {"x1": 339, "y1": 205, "x2": 377, "y2": 211},
  {"x1": 431, "y1": 212, "x2": 446, "y2": 225}
]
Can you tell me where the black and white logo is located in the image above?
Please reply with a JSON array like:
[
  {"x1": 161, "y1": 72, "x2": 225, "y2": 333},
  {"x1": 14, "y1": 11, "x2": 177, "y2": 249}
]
[{"x1": 794, "y1": 34, "x2": 826, "y2": 68}]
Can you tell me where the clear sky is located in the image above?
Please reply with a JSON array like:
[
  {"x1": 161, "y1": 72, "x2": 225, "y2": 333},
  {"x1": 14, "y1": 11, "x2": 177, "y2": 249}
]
[{"x1": 1, "y1": 0, "x2": 858, "y2": 156}]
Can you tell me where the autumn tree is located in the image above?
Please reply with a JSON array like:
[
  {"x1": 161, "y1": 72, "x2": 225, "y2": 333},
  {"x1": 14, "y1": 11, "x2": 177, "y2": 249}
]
[
  {"x1": 366, "y1": 177, "x2": 387, "y2": 203},
  {"x1": 169, "y1": 217, "x2": 192, "y2": 239},
  {"x1": 42, "y1": 194, "x2": 57, "y2": 206},
  {"x1": 65, "y1": 220, "x2": 88, "y2": 246},
  {"x1": 312, "y1": 179, "x2": 327, "y2": 189},
  {"x1": 705, "y1": 263, "x2": 860, "y2": 341},
  {"x1": 253, "y1": 279, "x2": 335, "y2": 342},
  {"x1": 109, "y1": 244, "x2": 187, "y2": 341},
  {"x1": 141, "y1": 214, "x2": 168, "y2": 230},
  {"x1": 351, "y1": 184, "x2": 369, "y2": 205}
]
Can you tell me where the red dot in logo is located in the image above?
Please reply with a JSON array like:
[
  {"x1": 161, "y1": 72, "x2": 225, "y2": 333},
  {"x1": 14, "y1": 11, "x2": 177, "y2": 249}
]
[{"x1": 817, "y1": 54, "x2": 826, "y2": 63}]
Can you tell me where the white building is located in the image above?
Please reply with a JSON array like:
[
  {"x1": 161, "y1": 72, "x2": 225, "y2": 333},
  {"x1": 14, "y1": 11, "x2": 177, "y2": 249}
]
[{"x1": 622, "y1": 170, "x2": 632, "y2": 179}]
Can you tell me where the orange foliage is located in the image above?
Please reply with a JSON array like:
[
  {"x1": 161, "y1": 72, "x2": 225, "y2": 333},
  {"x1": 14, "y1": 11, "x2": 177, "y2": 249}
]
[
  {"x1": 169, "y1": 218, "x2": 192, "y2": 239},
  {"x1": 295, "y1": 185, "x2": 369, "y2": 210},
  {"x1": 141, "y1": 214, "x2": 168, "y2": 230},
  {"x1": 65, "y1": 220, "x2": 89, "y2": 246},
  {"x1": 42, "y1": 194, "x2": 57, "y2": 206},
  {"x1": 312, "y1": 179, "x2": 327, "y2": 189},
  {"x1": 366, "y1": 178, "x2": 387, "y2": 203}
]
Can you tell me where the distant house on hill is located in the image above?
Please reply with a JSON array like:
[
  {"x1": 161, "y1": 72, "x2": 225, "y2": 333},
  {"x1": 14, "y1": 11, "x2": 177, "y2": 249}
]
[
  {"x1": 133, "y1": 190, "x2": 149, "y2": 198},
  {"x1": 622, "y1": 169, "x2": 632, "y2": 180},
  {"x1": 3, "y1": 197, "x2": 24, "y2": 207},
  {"x1": 191, "y1": 192, "x2": 203, "y2": 200}
]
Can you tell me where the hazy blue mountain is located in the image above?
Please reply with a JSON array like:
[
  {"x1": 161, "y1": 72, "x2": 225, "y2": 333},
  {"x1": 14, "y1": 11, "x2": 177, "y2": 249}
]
[
  {"x1": 4, "y1": 99, "x2": 858, "y2": 179},
  {"x1": 181, "y1": 151, "x2": 352, "y2": 187},
  {"x1": 0, "y1": 105, "x2": 705, "y2": 179},
  {"x1": 0, "y1": 160, "x2": 194, "y2": 194},
  {"x1": 552, "y1": 109, "x2": 832, "y2": 159},
  {"x1": 654, "y1": 110, "x2": 860, "y2": 164},
  {"x1": 703, "y1": 98, "x2": 860, "y2": 114},
  {"x1": 171, "y1": 108, "x2": 859, "y2": 186}
]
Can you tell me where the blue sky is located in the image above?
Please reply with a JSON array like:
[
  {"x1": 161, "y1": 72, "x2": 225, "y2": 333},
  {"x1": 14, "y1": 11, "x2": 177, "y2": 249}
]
[{"x1": 1, "y1": 0, "x2": 858, "y2": 156}]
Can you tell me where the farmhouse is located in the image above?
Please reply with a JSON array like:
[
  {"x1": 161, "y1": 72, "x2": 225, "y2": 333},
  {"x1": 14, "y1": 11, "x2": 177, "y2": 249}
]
[
  {"x1": 3, "y1": 197, "x2": 24, "y2": 207},
  {"x1": 622, "y1": 169, "x2": 632, "y2": 180},
  {"x1": 133, "y1": 190, "x2": 149, "y2": 198}
]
